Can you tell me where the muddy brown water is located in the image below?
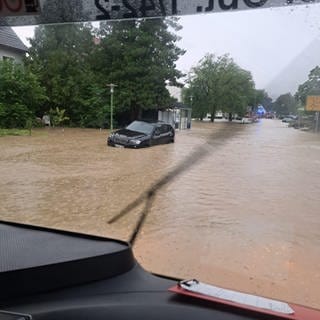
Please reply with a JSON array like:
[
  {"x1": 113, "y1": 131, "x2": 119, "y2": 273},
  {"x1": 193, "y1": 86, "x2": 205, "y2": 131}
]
[{"x1": 1, "y1": 120, "x2": 320, "y2": 308}]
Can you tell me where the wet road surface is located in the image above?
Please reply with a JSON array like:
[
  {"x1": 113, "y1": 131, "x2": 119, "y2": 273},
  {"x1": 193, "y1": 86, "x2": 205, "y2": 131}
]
[{"x1": 0, "y1": 120, "x2": 319, "y2": 308}]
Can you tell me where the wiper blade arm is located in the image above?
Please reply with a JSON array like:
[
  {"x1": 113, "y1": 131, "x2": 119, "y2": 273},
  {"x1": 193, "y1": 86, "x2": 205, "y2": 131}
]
[{"x1": 108, "y1": 124, "x2": 243, "y2": 245}]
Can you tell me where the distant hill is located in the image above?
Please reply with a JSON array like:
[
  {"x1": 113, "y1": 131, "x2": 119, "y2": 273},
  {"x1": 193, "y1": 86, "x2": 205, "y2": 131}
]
[{"x1": 265, "y1": 38, "x2": 320, "y2": 99}]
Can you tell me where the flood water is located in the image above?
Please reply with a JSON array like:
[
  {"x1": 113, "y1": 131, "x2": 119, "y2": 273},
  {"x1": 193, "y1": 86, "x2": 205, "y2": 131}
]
[{"x1": 1, "y1": 120, "x2": 320, "y2": 308}]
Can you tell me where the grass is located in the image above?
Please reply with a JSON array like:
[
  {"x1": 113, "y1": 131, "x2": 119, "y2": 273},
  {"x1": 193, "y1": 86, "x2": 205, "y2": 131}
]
[{"x1": 0, "y1": 129, "x2": 31, "y2": 137}]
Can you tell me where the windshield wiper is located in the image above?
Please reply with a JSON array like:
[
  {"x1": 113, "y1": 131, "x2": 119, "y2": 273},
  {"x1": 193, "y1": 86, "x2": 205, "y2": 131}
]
[{"x1": 108, "y1": 123, "x2": 244, "y2": 245}]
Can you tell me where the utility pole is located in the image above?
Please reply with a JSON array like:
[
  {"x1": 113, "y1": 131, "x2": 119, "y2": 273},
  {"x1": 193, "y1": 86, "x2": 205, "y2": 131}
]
[
  {"x1": 315, "y1": 111, "x2": 320, "y2": 133},
  {"x1": 189, "y1": 95, "x2": 193, "y2": 106},
  {"x1": 188, "y1": 95, "x2": 193, "y2": 129},
  {"x1": 107, "y1": 84, "x2": 117, "y2": 131}
]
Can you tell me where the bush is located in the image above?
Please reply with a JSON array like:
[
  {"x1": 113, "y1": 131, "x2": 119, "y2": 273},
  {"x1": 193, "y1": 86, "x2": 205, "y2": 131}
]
[
  {"x1": 0, "y1": 60, "x2": 47, "y2": 128},
  {"x1": 32, "y1": 117, "x2": 45, "y2": 128},
  {"x1": 49, "y1": 107, "x2": 69, "y2": 127},
  {"x1": 79, "y1": 104, "x2": 112, "y2": 128},
  {"x1": 0, "y1": 103, "x2": 32, "y2": 129}
]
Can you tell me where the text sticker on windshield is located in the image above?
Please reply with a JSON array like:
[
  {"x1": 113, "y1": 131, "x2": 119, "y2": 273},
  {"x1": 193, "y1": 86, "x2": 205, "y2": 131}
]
[
  {"x1": 92, "y1": 0, "x2": 320, "y2": 20},
  {"x1": 0, "y1": 0, "x2": 41, "y2": 17},
  {"x1": 2, "y1": 0, "x2": 320, "y2": 26}
]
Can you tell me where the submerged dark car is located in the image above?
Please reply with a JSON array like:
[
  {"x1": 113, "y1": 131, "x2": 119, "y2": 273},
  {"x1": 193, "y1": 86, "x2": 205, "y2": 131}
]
[{"x1": 107, "y1": 120, "x2": 175, "y2": 148}]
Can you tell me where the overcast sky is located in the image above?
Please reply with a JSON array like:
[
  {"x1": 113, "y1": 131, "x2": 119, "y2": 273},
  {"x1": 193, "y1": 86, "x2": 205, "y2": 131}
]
[{"x1": 13, "y1": 3, "x2": 320, "y2": 98}]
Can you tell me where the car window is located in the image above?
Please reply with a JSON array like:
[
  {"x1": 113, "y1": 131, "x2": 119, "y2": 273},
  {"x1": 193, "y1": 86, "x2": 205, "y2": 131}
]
[
  {"x1": 126, "y1": 121, "x2": 154, "y2": 135},
  {"x1": 159, "y1": 124, "x2": 167, "y2": 134},
  {"x1": 154, "y1": 127, "x2": 161, "y2": 135}
]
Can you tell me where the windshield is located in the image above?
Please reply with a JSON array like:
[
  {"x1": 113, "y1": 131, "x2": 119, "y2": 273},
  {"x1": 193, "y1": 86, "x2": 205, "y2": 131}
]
[
  {"x1": 126, "y1": 121, "x2": 154, "y2": 135},
  {"x1": 1, "y1": 1, "x2": 320, "y2": 311}
]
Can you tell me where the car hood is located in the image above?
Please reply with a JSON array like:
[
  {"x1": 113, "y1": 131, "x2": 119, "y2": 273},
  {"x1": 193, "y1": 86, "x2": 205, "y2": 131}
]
[{"x1": 112, "y1": 129, "x2": 148, "y2": 139}]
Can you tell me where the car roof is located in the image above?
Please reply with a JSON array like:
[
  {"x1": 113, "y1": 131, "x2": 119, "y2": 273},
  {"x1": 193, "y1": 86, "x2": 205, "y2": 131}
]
[{"x1": 135, "y1": 120, "x2": 168, "y2": 125}]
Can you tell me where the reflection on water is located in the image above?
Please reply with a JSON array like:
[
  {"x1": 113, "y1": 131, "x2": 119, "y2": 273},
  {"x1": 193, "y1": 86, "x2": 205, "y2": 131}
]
[{"x1": 0, "y1": 120, "x2": 319, "y2": 308}]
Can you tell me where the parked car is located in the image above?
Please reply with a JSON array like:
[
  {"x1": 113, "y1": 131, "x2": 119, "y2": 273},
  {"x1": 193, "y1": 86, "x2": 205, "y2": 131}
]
[
  {"x1": 241, "y1": 117, "x2": 253, "y2": 124},
  {"x1": 107, "y1": 120, "x2": 175, "y2": 148},
  {"x1": 215, "y1": 111, "x2": 223, "y2": 119},
  {"x1": 282, "y1": 117, "x2": 295, "y2": 123}
]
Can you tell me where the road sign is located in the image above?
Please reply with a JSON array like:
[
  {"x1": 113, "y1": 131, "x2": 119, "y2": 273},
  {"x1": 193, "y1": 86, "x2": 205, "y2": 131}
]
[
  {"x1": 306, "y1": 96, "x2": 320, "y2": 112},
  {"x1": 1, "y1": 0, "x2": 320, "y2": 26}
]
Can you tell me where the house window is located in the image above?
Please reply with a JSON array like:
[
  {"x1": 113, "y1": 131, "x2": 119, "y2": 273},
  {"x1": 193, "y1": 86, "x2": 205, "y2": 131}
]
[{"x1": 3, "y1": 56, "x2": 14, "y2": 62}]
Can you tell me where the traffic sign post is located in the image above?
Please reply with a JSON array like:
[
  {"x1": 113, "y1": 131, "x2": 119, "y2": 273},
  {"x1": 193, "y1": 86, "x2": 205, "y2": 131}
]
[
  {"x1": 306, "y1": 96, "x2": 320, "y2": 112},
  {"x1": 305, "y1": 96, "x2": 320, "y2": 133},
  {"x1": 315, "y1": 112, "x2": 320, "y2": 133}
]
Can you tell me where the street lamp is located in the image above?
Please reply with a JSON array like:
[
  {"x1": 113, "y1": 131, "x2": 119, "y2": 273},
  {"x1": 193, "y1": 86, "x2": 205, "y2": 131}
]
[
  {"x1": 188, "y1": 95, "x2": 193, "y2": 129},
  {"x1": 189, "y1": 95, "x2": 193, "y2": 107},
  {"x1": 107, "y1": 83, "x2": 117, "y2": 131}
]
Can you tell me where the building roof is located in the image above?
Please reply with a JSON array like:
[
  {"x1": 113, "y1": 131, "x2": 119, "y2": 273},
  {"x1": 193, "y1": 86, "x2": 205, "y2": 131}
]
[{"x1": 0, "y1": 27, "x2": 28, "y2": 52}]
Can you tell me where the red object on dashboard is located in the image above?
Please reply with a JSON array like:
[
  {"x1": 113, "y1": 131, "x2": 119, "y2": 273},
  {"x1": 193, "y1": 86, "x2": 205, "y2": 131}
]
[{"x1": 169, "y1": 285, "x2": 320, "y2": 320}]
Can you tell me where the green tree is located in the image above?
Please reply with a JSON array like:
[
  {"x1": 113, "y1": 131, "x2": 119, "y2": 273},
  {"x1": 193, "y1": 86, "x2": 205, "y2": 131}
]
[
  {"x1": 184, "y1": 54, "x2": 255, "y2": 121},
  {"x1": 50, "y1": 107, "x2": 70, "y2": 127},
  {"x1": 27, "y1": 19, "x2": 184, "y2": 127},
  {"x1": 253, "y1": 89, "x2": 273, "y2": 111},
  {"x1": 0, "y1": 60, "x2": 46, "y2": 128},
  {"x1": 78, "y1": 87, "x2": 111, "y2": 128},
  {"x1": 273, "y1": 93, "x2": 297, "y2": 115},
  {"x1": 295, "y1": 66, "x2": 320, "y2": 105},
  {"x1": 27, "y1": 23, "x2": 105, "y2": 126},
  {"x1": 94, "y1": 18, "x2": 185, "y2": 122},
  {"x1": 182, "y1": 77, "x2": 210, "y2": 120}
]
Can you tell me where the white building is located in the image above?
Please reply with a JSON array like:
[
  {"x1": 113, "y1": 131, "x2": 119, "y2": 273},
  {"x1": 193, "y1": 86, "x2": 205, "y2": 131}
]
[
  {"x1": 0, "y1": 27, "x2": 28, "y2": 62},
  {"x1": 158, "y1": 102, "x2": 192, "y2": 130}
]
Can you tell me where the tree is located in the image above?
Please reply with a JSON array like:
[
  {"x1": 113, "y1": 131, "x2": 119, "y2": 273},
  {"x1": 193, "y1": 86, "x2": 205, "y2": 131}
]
[
  {"x1": 0, "y1": 60, "x2": 46, "y2": 128},
  {"x1": 253, "y1": 89, "x2": 273, "y2": 111},
  {"x1": 94, "y1": 18, "x2": 185, "y2": 122},
  {"x1": 27, "y1": 19, "x2": 185, "y2": 127},
  {"x1": 295, "y1": 66, "x2": 320, "y2": 105},
  {"x1": 50, "y1": 107, "x2": 70, "y2": 127},
  {"x1": 181, "y1": 85, "x2": 208, "y2": 120},
  {"x1": 27, "y1": 23, "x2": 104, "y2": 126},
  {"x1": 184, "y1": 54, "x2": 255, "y2": 121},
  {"x1": 272, "y1": 93, "x2": 297, "y2": 115}
]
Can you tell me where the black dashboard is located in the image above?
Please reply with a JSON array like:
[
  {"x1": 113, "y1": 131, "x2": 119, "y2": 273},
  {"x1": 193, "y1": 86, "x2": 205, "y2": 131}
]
[{"x1": 0, "y1": 221, "x2": 314, "y2": 320}]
